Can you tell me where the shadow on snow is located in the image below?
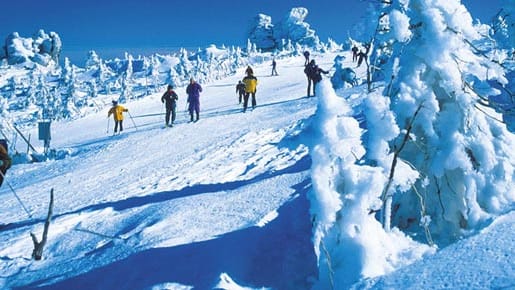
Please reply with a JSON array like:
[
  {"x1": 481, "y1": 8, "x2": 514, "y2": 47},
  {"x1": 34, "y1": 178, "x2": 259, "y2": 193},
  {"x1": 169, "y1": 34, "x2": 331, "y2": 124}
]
[
  {"x1": 18, "y1": 178, "x2": 317, "y2": 290},
  {"x1": 1, "y1": 154, "x2": 311, "y2": 238}
]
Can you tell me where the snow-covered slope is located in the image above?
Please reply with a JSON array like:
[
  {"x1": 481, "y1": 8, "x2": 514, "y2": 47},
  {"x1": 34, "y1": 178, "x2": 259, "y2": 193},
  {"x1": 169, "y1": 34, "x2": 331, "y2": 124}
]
[
  {"x1": 0, "y1": 53, "x2": 337, "y2": 290},
  {"x1": 359, "y1": 211, "x2": 515, "y2": 290}
]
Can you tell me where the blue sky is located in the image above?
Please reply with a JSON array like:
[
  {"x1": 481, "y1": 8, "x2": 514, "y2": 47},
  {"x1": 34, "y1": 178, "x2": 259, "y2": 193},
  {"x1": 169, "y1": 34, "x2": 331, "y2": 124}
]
[{"x1": 0, "y1": 0, "x2": 503, "y2": 63}]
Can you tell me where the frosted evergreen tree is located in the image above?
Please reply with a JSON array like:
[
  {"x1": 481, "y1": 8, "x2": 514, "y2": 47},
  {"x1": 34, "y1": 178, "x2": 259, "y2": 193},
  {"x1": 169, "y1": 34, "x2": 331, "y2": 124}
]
[
  {"x1": 59, "y1": 60, "x2": 80, "y2": 119},
  {"x1": 246, "y1": 39, "x2": 253, "y2": 56},
  {"x1": 85, "y1": 50, "x2": 101, "y2": 70},
  {"x1": 24, "y1": 68, "x2": 40, "y2": 110},
  {"x1": 125, "y1": 52, "x2": 134, "y2": 81},
  {"x1": 97, "y1": 61, "x2": 111, "y2": 94},
  {"x1": 231, "y1": 46, "x2": 245, "y2": 69},
  {"x1": 117, "y1": 53, "x2": 134, "y2": 103},
  {"x1": 309, "y1": 0, "x2": 515, "y2": 288},
  {"x1": 325, "y1": 38, "x2": 343, "y2": 52},
  {"x1": 149, "y1": 55, "x2": 161, "y2": 93},
  {"x1": 118, "y1": 74, "x2": 133, "y2": 104},
  {"x1": 88, "y1": 80, "x2": 98, "y2": 99},
  {"x1": 34, "y1": 72, "x2": 53, "y2": 119},
  {"x1": 61, "y1": 57, "x2": 73, "y2": 86},
  {"x1": 166, "y1": 66, "x2": 178, "y2": 89},
  {"x1": 51, "y1": 87, "x2": 63, "y2": 120},
  {"x1": 42, "y1": 87, "x2": 58, "y2": 120},
  {"x1": 7, "y1": 77, "x2": 17, "y2": 100},
  {"x1": 175, "y1": 48, "x2": 192, "y2": 83}
]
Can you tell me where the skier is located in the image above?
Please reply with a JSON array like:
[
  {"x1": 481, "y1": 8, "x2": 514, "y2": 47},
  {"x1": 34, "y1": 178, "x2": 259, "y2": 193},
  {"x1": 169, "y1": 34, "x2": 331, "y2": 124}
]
[
  {"x1": 271, "y1": 59, "x2": 278, "y2": 76},
  {"x1": 304, "y1": 59, "x2": 329, "y2": 97},
  {"x1": 357, "y1": 43, "x2": 371, "y2": 68},
  {"x1": 236, "y1": 80, "x2": 246, "y2": 104},
  {"x1": 245, "y1": 65, "x2": 254, "y2": 76},
  {"x1": 242, "y1": 68, "x2": 258, "y2": 112},
  {"x1": 352, "y1": 45, "x2": 359, "y2": 62},
  {"x1": 161, "y1": 84, "x2": 179, "y2": 127},
  {"x1": 107, "y1": 100, "x2": 129, "y2": 135},
  {"x1": 186, "y1": 77, "x2": 202, "y2": 122},
  {"x1": 303, "y1": 51, "x2": 310, "y2": 66},
  {"x1": 0, "y1": 139, "x2": 12, "y2": 187}
]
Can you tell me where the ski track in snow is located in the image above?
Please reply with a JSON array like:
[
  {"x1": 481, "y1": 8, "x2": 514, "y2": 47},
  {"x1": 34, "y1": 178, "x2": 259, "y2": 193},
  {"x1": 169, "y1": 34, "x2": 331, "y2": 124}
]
[{"x1": 0, "y1": 53, "x2": 344, "y2": 289}]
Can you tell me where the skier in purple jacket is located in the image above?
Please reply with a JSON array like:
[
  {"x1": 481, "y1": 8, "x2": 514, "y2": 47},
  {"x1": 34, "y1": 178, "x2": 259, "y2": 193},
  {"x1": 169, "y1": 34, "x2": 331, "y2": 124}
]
[{"x1": 186, "y1": 77, "x2": 203, "y2": 122}]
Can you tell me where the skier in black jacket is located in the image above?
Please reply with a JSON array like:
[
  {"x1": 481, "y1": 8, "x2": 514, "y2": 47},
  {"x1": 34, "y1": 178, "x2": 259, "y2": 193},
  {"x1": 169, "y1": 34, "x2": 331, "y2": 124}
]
[
  {"x1": 236, "y1": 81, "x2": 246, "y2": 104},
  {"x1": 161, "y1": 85, "x2": 179, "y2": 127},
  {"x1": 304, "y1": 60, "x2": 328, "y2": 97}
]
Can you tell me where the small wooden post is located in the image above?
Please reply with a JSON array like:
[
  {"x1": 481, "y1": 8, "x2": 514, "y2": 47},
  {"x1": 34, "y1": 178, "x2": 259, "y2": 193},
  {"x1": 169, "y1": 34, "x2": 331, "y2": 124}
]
[{"x1": 31, "y1": 188, "x2": 54, "y2": 260}]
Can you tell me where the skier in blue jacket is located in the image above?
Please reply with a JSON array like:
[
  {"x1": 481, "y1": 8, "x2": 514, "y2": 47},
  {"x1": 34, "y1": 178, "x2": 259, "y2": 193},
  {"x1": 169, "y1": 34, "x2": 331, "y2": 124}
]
[{"x1": 186, "y1": 77, "x2": 203, "y2": 122}]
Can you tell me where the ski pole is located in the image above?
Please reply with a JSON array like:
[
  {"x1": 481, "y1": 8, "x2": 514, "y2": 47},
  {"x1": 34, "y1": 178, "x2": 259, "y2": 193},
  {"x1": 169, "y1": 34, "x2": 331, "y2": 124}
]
[
  {"x1": 0, "y1": 170, "x2": 32, "y2": 219},
  {"x1": 127, "y1": 111, "x2": 139, "y2": 131},
  {"x1": 106, "y1": 118, "x2": 110, "y2": 134}
]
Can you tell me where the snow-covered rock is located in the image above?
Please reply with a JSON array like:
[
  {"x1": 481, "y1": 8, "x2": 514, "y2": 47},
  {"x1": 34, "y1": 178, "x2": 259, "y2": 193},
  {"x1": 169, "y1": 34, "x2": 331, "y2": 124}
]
[
  {"x1": 274, "y1": 7, "x2": 320, "y2": 49},
  {"x1": 4, "y1": 32, "x2": 35, "y2": 65},
  {"x1": 248, "y1": 14, "x2": 276, "y2": 51},
  {"x1": 1, "y1": 30, "x2": 61, "y2": 65},
  {"x1": 247, "y1": 7, "x2": 322, "y2": 51}
]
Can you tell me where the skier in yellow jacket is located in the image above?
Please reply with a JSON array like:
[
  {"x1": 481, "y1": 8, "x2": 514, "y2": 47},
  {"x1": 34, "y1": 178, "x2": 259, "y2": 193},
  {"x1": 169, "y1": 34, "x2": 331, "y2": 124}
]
[
  {"x1": 107, "y1": 100, "x2": 128, "y2": 134},
  {"x1": 242, "y1": 68, "x2": 258, "y2": 113}
]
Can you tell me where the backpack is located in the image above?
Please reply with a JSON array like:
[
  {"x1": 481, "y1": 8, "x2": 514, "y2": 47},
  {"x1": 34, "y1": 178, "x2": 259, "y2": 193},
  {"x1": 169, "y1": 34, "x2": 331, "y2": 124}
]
[{"x1": 304, "y1": 64, "x2": 317, "y2": 79}]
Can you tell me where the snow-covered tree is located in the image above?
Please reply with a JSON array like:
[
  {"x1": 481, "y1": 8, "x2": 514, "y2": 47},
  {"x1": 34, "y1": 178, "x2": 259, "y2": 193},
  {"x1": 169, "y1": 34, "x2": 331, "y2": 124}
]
[
  {"x1": 309, "y1": 0, "x2": 515, "y2": 288},
  {"x1": 148, "y1": 55, "x2": 161, "y2": 93},
  {"x1": 124, "y1": 52, "x2": 133, "y2": 81},
  {"x1": 59, "y1": 58, "x2": 80, "y2": 119},
  {"x1": 7, "y1": 77, "x2": 17, "y2": 100},
  {"x1": 85, "y1": 50, "x2": 101, "y2": 70}
]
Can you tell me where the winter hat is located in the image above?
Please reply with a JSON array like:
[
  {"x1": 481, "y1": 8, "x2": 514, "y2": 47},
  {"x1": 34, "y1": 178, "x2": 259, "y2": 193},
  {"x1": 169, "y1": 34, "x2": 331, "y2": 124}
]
[{"x1": 112, "y1": 100, "x2": 118, "y2": 105}]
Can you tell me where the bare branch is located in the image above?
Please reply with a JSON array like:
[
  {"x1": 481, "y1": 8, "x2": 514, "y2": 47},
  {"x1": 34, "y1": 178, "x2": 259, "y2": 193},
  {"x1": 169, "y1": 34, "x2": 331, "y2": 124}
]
[
  {"x1": 31, "y1": 189, "x2": 54, "y2": 260},
  {"x1": 380, "y1": 102, "x2": 425, "y2": 230}
]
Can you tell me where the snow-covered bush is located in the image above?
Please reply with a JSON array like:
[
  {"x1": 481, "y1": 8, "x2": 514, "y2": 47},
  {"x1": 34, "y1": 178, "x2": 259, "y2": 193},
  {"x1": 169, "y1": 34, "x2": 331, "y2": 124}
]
[
  {"x1": 309, "y1": 0, "x2": 515, "y2": 288},
  {"x1": 330, "y1": 55, "x2": 357, "y2": 89}
]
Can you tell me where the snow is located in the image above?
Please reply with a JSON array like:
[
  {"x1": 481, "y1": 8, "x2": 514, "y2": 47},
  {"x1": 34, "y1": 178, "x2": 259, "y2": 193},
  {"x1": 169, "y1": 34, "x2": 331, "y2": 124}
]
[
  {"x1": 0, "y1": 54, "x2": 328, "y2": 290},
  {"x1": 0, "y1": 2, "x2": 514, "y2": 288},
  {"x1": 357, "y1": 212, "x2": 515, "y2": 290},
  {"x1": 0, "y1": 47, "x2": 513, "y2": 289}
]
